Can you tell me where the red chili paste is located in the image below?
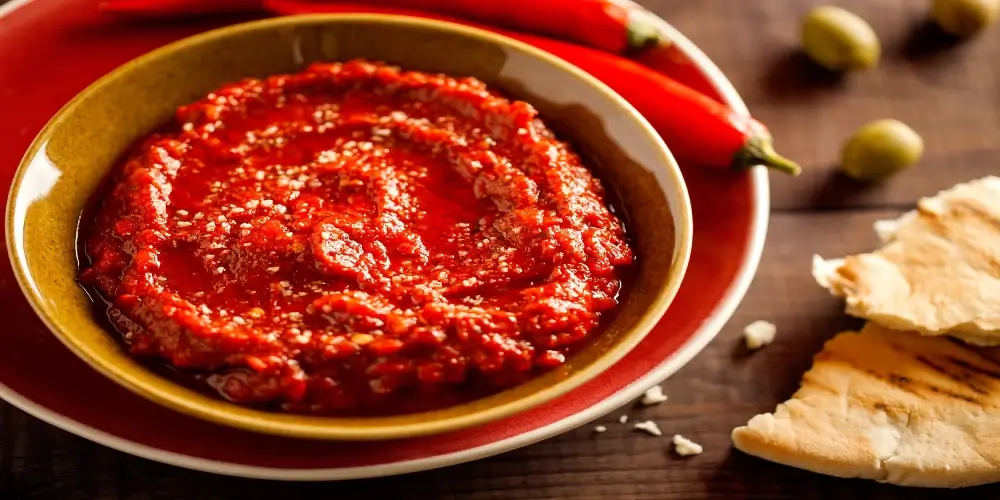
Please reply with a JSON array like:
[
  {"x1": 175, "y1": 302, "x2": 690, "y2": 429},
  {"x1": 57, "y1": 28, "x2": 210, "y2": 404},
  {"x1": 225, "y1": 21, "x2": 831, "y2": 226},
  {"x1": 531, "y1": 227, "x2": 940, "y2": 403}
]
[{"x1": 80, "y1": 60, "x2": 633, "y2": 416}]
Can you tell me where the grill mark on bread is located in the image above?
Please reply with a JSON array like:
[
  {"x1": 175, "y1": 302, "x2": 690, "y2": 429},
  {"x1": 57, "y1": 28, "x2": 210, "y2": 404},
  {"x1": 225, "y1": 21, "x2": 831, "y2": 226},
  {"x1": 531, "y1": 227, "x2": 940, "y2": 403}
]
[
  {"x1": 947, "y1": 356, "x2": 1000, "y2": 381},
  {"x1": 915, "y1": 355, "x2": 990, "y2": 395},
  {"x1": 821, "y1": 340, "x2": 988, "y2": 406},
  {"x1": 888, "y1": 367, "x2": 982, "y2": 404},
  {"x1": 884, "y1": 341, "x2": 993, "y2": 397},
  {"x1": 925, "y1": 199, "x2": 1000, "y2": 279},
  {"x1": 926, "y1": 386, "x2": 981, "y2": 404},
  {"x1": 860, "y1": 370, "x2": 982, "y2": 405}
]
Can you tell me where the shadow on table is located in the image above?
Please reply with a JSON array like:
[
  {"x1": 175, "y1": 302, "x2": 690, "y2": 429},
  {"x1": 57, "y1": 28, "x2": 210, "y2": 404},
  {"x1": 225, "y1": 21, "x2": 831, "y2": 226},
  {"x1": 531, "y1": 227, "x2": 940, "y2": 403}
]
[
  {"x1": 805, "y1": 168, "x2": 893, "y2": 210},
  {"x1": 899, "y1": 19, "x2": 962, "y2": 61},
  {"x1": 704, "y1": 449, "x2": 1000, "y2": 499},
  {"x1": 760, "y1": 51, "x2": 849, "y2": 104}
]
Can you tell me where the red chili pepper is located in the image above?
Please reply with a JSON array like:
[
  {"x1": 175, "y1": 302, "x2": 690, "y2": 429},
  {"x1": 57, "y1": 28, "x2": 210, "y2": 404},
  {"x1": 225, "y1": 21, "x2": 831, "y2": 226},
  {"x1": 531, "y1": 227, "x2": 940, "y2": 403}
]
[
  {"x1": 98, "y1": 0, "x2": 798, "y2": 174},
  {"x1": 99, "y1": 0, "x2": 661, "y2": 54},
  {"x1": 324, "y1": 0, "x2": 659, "y2": 53},
  {"x1": 265, "y1": 1, "x2": 799, "y2": 174},
  {"x1": 99, "y1": 0, "x2": 263, "y2": 16},
  {"x1": 551, "y1": 46, "x2": 800, "y2": 175},
  {"x1": 631, "y1": 43, "x2": 727, "y2": 104}
]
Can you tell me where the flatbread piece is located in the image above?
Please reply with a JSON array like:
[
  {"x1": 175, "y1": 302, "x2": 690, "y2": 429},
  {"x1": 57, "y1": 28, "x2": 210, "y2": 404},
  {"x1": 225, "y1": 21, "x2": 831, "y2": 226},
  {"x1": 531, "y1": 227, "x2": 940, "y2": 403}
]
[
  {"x1": 731, "y1": 322, "x2": 1000, "y2": 488},
  {"x1": 812, "y1": 176, "x2": 1000, "y2": 346}
]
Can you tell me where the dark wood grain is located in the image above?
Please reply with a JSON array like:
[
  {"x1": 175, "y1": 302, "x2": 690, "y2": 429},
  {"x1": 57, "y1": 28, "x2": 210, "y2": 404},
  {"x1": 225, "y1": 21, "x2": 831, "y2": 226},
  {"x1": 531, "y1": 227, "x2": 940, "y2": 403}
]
[
  {"x1": 669, "y1": 0, "x2": 1000, "y2": 212},
  {"x1": 3, "y1": 0, "x2": 1000, "y2": 498}
]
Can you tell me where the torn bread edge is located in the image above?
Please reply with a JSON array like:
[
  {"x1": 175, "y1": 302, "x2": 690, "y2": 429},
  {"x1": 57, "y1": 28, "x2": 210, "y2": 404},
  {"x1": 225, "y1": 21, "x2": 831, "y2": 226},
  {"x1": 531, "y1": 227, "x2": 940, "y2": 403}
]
[
  {"x1": 731, "y1": 323, "x2": 1000, "y2": 488},
  {"x1": 811, "y1": 176, "x2": 1000, "y2": 346}
]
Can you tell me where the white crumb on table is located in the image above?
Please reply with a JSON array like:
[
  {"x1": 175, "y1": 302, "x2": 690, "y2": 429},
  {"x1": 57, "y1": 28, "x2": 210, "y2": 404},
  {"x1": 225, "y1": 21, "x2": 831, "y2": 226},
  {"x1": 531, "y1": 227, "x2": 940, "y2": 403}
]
[
  {"x1": 594, "y1": 425, "x2": 607, "y2": 433},
  {"x1": 743, "y1": 320, "x2": 777, "y2": 350},
  {"x1": 618, "y1": 414, "x2": 628, "y2": 424},
  {"x1": 633, "y1": 420, "x2": 662, "y2": 436},
  {"x1": 640, "y1": 385, "x2": 668, "y2": 406},
  {"x1": 672, "y1": 434, "x2": 703, "y2": 456}
]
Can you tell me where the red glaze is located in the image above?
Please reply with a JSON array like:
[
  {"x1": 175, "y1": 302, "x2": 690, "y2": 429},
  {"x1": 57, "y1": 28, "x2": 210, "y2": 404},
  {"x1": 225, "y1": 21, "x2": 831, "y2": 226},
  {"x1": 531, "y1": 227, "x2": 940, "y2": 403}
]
[{"x1": 79, "y1": 60, "x2": 632, "y2": 416}]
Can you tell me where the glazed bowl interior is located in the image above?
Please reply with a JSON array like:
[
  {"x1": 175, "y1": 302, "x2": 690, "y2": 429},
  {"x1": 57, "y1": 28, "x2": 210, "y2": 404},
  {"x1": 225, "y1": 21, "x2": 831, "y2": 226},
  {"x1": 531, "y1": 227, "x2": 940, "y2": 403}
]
[{"x1": 6, "y1": 14, "x2": 692, "y2": 440}]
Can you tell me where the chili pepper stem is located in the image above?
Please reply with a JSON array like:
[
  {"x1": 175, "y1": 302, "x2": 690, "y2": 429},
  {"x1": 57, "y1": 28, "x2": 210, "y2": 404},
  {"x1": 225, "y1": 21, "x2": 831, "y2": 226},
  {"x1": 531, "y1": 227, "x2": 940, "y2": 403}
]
[
  {"x1": 734, "y1": 133, "x2": 802, "y2": 176},
  {"x1": 625, "y1": 16, "x2": 663, "y2": 52}
]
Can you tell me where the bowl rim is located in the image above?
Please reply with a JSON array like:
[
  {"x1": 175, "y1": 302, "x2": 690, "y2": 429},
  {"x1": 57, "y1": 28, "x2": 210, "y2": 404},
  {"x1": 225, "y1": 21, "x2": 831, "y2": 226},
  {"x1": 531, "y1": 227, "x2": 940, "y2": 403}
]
[{"x1": 5, "y1": 13, "x2": 693, "y2": 440}]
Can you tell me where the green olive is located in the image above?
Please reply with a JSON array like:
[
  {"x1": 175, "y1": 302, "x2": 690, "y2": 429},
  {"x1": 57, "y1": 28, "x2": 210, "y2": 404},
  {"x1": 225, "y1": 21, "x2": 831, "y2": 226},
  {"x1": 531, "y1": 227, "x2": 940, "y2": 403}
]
[
  {"x1": 932, "y1": 0, "x2": 1000, "y2": 37},
  {"x1": 841, "y1": 120, "x2": 924, "y2": 181},
  {"x1": 801, "y1": 6, "x2": 881, "y2": 71}
]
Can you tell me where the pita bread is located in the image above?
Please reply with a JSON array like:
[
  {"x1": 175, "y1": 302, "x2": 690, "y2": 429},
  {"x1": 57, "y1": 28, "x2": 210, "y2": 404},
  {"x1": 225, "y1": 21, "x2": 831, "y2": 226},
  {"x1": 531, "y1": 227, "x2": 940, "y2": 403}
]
[
  {"x1": 731, "y1": 323, "x2": 1000, "y2": 488},
  {"x1": 812, "y1": 176, "x2": 1000, "y2": 346}
]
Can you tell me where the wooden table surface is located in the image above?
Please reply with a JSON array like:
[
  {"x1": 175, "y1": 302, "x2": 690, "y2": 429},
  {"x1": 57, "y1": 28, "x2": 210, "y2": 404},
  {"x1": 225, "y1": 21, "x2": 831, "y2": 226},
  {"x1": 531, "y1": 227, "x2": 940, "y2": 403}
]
[{"x1": 2, "y1": 0, "x2": 999, "y2": 498}]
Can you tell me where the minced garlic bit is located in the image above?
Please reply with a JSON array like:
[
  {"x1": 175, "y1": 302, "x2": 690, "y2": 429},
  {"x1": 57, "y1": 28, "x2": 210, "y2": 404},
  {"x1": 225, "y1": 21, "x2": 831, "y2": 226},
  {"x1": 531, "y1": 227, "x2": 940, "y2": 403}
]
[
  {"x1": 640, "y1": 385, "x2": 668, "y2": 406},
  {"x1": 633, "y1": 420, "x2": 662, "y2": 436},
  {"x1": 743, "y1": 320, "x2": 777, "y2": 350},
  {"x1": 618, "y1": 414, "x2": 629, "y2": 424},
  {"x1": 672, "y1": 434, "x2": 703, "y2": 456},
  {"x1": 594, "y1": 425, "x2": 607, "y2": 433}
]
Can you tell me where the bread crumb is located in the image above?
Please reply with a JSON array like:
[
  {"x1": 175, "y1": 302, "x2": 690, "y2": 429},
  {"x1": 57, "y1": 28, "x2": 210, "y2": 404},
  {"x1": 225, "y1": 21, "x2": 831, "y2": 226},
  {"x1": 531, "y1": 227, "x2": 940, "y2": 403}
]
[
  {"x1": 618, "y1": 414, "x2": 628, "y2": 424},
  {"x1": 743, "y1": 320, "x2": 777, "y2": 350},
  {"x1": 640, "y1": 385, "x2": 668, "y2": 406},
  {"x1": 673, "y1": 434, "x2": 703, "y2": 456},
  {"x1": 594, "y1": 425, "x2": 607, "y2": 433},
  {"x1": 873, "y1": 217, "x2": 901, "y2": 243},
  {"x1": 633, "y1": 420, "x2": 662, "y2": 436},
  {"x1": 810, "y1": 255, "x2": 844, "y2": 289},
  {"x1": 873, "y1": 211, "x2": 919, "y2": 244}
]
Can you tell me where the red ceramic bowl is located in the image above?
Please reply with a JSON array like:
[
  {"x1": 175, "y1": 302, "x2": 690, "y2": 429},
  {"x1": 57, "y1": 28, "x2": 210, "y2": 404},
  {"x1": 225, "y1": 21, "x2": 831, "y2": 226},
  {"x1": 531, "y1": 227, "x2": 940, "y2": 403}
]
[{"x1": 0, "y1": 0, "x2": 766, "y2": 479}]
